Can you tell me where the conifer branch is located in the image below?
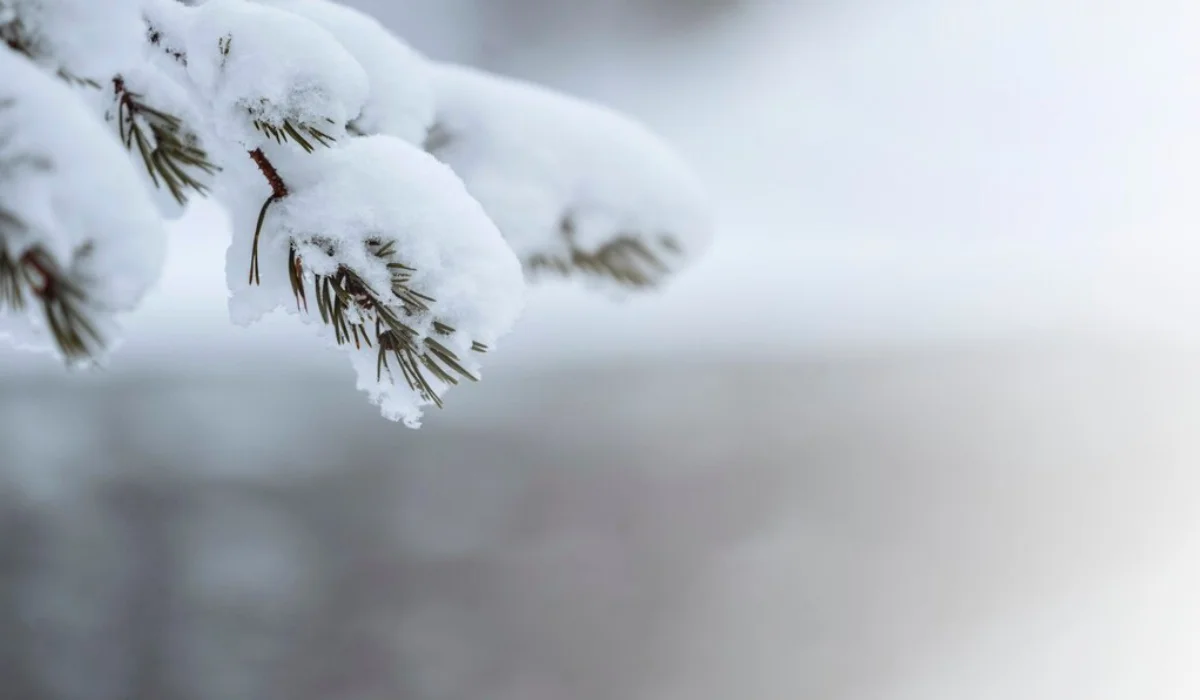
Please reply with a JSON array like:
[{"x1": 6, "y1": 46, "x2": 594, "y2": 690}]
[
  {"x1": 0, "y1": 226, "x2": 106, "y2": 360},
  {"x1": 250, "y1": 116, "x2": 337, "y2": 153},
  {"x1": 527, "y1": 217, "x2": 680, "y2": 288},
  {"x1": 0, "y1": 244, "x2": 105, "y2": 360},
  {"x1": 146, "y1": 25, "x2": 187, "y2": 66},
  {"x1": 1, "y1": 16, "x2": 38, "y2": 61},
  {"x1": 287, "y1": 239, "x2": 488, "y2": 408},
  {"x1": 245, "y1": 137, "x2": 487, "y2": 409},
  {"x1": 2, "y1": 17, "x2": 101, "y2": 87},
  {"x1": 247, "y1": 147, "x2": 287, "y2": 285},
  {"x1": 114, "y1": 77, "x2": 218, "y2": 206},
  {"x1": 0, "y1": 98, "x2": 105, "y2": 361}
]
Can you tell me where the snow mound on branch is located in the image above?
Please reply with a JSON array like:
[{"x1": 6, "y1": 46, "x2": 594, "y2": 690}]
[
  {"x1": 140, "y1": 0, "x2": 196, "y2": 79},
  {"x1": 182, "y1": 0, "x2": 368, "y2": 148},
  {"x1": 225, "y1": 135, "x2": 524, "y2": 426},
  {"x1": 427, "y1": 63, "x2": 714, "y2": 290},
  {"x1": 0, "y1": 0, "x2": 145, "y2": 80},
  {"x1": 253, "y1": 0, "x2": 436, "y2": 145},
  {"x1": 0, "y1": 47, "x2": 166, "y2": 358}
]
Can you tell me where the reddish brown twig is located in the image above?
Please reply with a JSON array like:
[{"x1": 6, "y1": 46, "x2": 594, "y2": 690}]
[
  {"x1": 249, "y1": 147, "x2": 287, "y2": 199},
  {"x1": 247, "y1": 148, "x2": 288, "y2": 285},
  {"x1": 20, "y1": 249, "x2": 55, "y2": 296}
]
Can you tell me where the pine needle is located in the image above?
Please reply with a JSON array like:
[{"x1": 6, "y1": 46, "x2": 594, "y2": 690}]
[
  {"x1": 251, "y1": 117, "x2": 337, "y2": 154},
  {"x1": 0, "y1": 243, "x2": 106, "y2": 361},
  {"x1": 528, "y1": 234, "x2": 681, "y2": 289},
  {"x1": 114, "y1": 78, "x2": 219, "y2": 206},
  {"x1": 287, "y1": 239, "x2": 489, "y2": 407}
]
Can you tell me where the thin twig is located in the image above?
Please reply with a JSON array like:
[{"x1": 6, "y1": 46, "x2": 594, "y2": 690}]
[{"x1": 247, "y1": 147, "x2": 288, "y2": 285}]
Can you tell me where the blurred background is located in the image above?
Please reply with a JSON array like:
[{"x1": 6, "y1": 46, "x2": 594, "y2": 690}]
[{"x1": 5, "y1": 0, "x2": 1200, "y2": 698}]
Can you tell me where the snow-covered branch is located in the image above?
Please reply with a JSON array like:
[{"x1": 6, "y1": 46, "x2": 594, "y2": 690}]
[{"x1": 0, "y1": 0, "x2": 714, "y2": 425}]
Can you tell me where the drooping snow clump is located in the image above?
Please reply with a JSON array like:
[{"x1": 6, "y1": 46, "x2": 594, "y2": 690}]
[
  {"x1": 428, "y1": 63, "x2": 714, "y2": 291},
  {"x1": 0, "y1": 33, "x2": 165, "y2": 361}
]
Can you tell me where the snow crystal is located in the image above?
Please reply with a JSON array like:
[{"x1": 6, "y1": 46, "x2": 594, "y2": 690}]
[
  {"x1": 182, "y1": 0, "x2": 368, "y2": 149},
  {"x1": 253, "y1": 0, "x2": 436, "y2": 145},
  {"x1": 224, "y1": 134, "x2": 524, "y2": 426},
  {"x1": 0, "y1": 46, "x2": 166, "y2": 358},
  {"x1": 427, "y1": 63, "x2": 714, "y2": 289}
]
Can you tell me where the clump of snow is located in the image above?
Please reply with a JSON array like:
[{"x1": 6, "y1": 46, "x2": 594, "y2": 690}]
[
  {"x1": 0, "y1": 0, "x2": 145, "y2": 80},
  {"x1": 182, "y1": 0, "x2": 368, "y2": 148},
  {"x1": 427, "y1": 63, "x2": 714, "y2": 288},
  {"x1": 140, "y1": 0, "x2": 195, "y2": 78},
  {"x1": 253, "y1": 0, "x2": 436, "y2": 145},
  {"x1": 0, "y1": 46, "x2": 166, "y2": 359},
  {"x1": 225, "y1": 134, "x2": 524, "y2": 426}
]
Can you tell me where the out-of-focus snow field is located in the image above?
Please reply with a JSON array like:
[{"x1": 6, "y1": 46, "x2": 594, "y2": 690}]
[{"x1": 5, "y1": 1, "x2": 1200, "y2": 699}]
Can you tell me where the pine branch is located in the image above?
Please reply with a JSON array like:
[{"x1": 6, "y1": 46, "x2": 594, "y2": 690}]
[
  {"x1": 0, "y1": 98, "x2": 105, "y2": 360},
  {"x1": 247, "y1": 147, "x2": 287, "y2": 285},
  {"x1": 1, "y1": 17, "x2": 101, "y2": 87},
  {"x1": 527, "y1": 217, "x2": 679, "y2": 288},
  {"x1": 246, "y1": 149, "x2": 487, "y2": 407},
  {"x1": 0, "y1": 240, "x2": 106, "y2": 361},
  {"x1": 145, "y1": 20, "x2": 187, "y2": 66},
  {"x1": 114, "y1": 77, "x2": 219, "y2": 206},
  {"x1": 251, "y1": 116, "x2": 337, "y2": 153},
  {"x1": 1, "y1": 16, "x2": 38, "y2": 61},
  {"x1": 287, "y1": 239, "x2": 488, "y2": 408}
]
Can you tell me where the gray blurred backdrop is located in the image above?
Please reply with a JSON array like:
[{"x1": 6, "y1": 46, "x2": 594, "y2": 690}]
[{"x1": 6, "y1": 1, "x2": 1200, "y2": 699}]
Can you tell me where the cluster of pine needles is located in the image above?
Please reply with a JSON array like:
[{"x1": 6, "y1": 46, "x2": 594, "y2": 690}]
[
  {"x1": 245, "y1": 126, "x2": 485, "y2": 408},
  {"x1": 0, "y1": 236, "x2": 103, "y2": 361},
  {"x1": 1, "y1": 99, "x2": 103, "y2": 360},
  {"x1": 285, "y1": 238, "x2": 489, "y2": 407},
  {"x1": 252, "y1": 117, "x2": 336, "y2": 153},
  {"x1": 528, "y1": 219, "x2": 681, "y2": 288},
  {"x1": 114, "y1": 78, "x2": 219, "y2": 206}
]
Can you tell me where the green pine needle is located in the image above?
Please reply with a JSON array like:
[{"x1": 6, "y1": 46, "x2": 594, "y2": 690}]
[
  {"x1": 285, "y1": 239, "x2": 489, "y2": 408},
  {"x1": 0, "y1": 243, "x2": 106, "y2": 361},
  {"x1": 115, "y1": 79, "x2": 219, "y2": 206},
  {"x1": 251, "y1": 118, "x2": 336, "y2": 154},
  {"x1": 528, "y1": 231, "x2": 680, "y2": 289},
  {"x1": 0, "y1": 100, "x2": 101, "y2": 360}
]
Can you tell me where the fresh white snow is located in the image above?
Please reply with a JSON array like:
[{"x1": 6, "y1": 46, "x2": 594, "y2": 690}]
[
  {"x1": 253, "y1": 0, "x2": 435, "y2": 145},
  {"x1": 1, "y1": 0, "x2": 717, "y2": 423},
  {"x1": 0, "y1": 45, "x2": 166, "y2": 360},
  {"x1": 429, "y1": 63, "x2": 714, "y2": 289}
]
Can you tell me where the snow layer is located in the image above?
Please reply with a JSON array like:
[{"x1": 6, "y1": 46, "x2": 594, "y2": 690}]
[
  {"x1": 224, "y1": 135, "x2": 524, "y2": 425},
  {"x1": 0, "y1": 0, "x2": 145, "y2": 80},
  {"x1": 182, "y1": 0, "x2": 368, "y2": 148},
  {"x1": 253, "y1": 0, "x2": 436, "y2": 145},
  {"x1": 0, "y1": 46, "x2": 166, "y2": 358},
  {"x1": 172, "y1": 0, "x2": 534, "y2": 424},
  {"x1": 427, "y1": 63, "x2": 714, "y2": 288}
]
